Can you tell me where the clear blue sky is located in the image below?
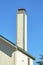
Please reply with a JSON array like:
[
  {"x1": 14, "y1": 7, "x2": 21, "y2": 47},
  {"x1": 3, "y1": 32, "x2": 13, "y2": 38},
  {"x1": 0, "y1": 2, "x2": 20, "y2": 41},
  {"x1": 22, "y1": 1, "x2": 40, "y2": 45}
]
[{"x1": 0, "y1": 0, "x2": 43, "y2": 65}]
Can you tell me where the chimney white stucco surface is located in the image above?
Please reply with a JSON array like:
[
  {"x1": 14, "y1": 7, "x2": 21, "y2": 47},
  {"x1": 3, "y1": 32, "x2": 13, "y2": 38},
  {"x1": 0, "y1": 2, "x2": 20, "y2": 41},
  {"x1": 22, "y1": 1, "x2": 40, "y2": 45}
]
[{"x1": 17, "y1": 9, "x2": 27, "y2": 51}]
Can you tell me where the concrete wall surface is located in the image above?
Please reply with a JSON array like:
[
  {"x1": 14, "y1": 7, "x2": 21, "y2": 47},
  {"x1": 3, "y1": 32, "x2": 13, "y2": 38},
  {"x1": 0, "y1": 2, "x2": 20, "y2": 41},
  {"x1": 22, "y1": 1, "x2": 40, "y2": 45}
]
[
  {"x1": 0, "y1": 40, "x2": 15, "y2": 65},
  {"x1": 29, "y1": 57, "x2": 34, "y2": 65},
  {"x1": 15, "y1": 50, "x2": 28, "y2": 65}
]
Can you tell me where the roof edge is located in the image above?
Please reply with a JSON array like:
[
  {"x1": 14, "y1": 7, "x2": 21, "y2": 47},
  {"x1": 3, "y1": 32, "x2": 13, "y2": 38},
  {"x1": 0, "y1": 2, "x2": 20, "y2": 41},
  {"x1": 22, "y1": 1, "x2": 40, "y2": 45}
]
[
  {"x1": 17, "y1": 46, "x2": 35, "y2": 60},
  {"x1": 0, "y1": 35, "x2": 16, "y2": 48},
  {"x1": 0, "y1": 35, "x2": 35, "y2": 60}
]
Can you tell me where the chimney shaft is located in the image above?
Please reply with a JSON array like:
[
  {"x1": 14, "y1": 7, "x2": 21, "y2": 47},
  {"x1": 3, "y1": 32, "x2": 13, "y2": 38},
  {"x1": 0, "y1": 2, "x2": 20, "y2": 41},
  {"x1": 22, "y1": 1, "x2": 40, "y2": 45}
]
[{"x1": 16, "y1": 9, "x2": 27, "y2": 51}]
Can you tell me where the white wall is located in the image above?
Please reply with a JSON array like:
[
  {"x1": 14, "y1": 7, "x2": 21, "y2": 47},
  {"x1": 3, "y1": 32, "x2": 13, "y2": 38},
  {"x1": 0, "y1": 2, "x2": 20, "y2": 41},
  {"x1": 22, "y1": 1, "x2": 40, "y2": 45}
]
[
  {"x1": 0, "y1": 38, "x2": 34, "y2": 65},
  {"x1": 15, "y1": 50, "x2": 28, "y2": 65},
  {"x1": 29, "y1": 58, "x2": 34, "y2": 65},
  {"x1": 17, "y1": 10, "x2": 27, "y2": 51},
  {"x1": 17, "y1": 13, "x2": 24, "y2": 49},
  {"x1": 25, "y1": 14, "x2": 27, "y2": 51},
  {"x1": 0, "y1": 41, "x2": 15, "y2": 65}
]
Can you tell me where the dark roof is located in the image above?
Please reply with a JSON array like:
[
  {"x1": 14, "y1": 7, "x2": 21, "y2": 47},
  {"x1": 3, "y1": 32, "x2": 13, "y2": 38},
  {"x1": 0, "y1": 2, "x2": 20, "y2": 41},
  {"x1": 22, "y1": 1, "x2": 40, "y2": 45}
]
[{"x1": 0, "y1": 35, "x2": 35, "y2": 60}]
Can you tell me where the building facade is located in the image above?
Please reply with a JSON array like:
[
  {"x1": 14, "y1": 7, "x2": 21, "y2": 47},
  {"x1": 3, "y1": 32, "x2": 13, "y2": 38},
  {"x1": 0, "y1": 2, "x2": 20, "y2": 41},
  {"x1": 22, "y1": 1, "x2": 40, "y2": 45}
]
[{"x1": 0, "y1": 9, "x2": 35, "y2": 65}]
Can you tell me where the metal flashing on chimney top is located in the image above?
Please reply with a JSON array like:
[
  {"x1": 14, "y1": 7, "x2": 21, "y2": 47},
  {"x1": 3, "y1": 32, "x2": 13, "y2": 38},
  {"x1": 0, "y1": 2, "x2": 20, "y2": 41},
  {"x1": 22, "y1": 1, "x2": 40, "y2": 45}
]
[{"x1": 18, "y1": 8, "x2": 26, "y2": 13}]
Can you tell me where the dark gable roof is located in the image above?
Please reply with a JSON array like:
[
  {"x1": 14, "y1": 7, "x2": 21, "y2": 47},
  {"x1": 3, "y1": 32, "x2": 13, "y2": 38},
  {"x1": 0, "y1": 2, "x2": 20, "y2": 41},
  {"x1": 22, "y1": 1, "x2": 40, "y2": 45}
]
[{"x1": 0, "y1": 35, "x2": 35, "y2": 60}]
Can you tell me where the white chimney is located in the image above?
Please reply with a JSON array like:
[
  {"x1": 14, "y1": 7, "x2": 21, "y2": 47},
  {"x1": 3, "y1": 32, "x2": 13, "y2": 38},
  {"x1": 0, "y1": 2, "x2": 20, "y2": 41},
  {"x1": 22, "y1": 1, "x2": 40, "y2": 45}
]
[{"x1": 16, "y1": 9, "x2": 27, "y2": 51}]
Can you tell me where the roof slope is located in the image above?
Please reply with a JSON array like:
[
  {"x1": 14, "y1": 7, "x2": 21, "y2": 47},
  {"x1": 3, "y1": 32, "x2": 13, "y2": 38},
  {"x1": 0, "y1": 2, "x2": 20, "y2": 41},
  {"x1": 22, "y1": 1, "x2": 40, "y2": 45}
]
[{"x1": 0, "y1": 35, "x2": 35, "y2": 60}]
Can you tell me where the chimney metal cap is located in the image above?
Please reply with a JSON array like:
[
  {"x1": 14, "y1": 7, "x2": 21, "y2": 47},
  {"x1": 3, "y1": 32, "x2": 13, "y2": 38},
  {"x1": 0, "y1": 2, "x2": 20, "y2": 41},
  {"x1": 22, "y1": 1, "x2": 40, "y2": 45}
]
[{"x1": 18, "y1": 8, "x2": 26, "y2": 12}]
